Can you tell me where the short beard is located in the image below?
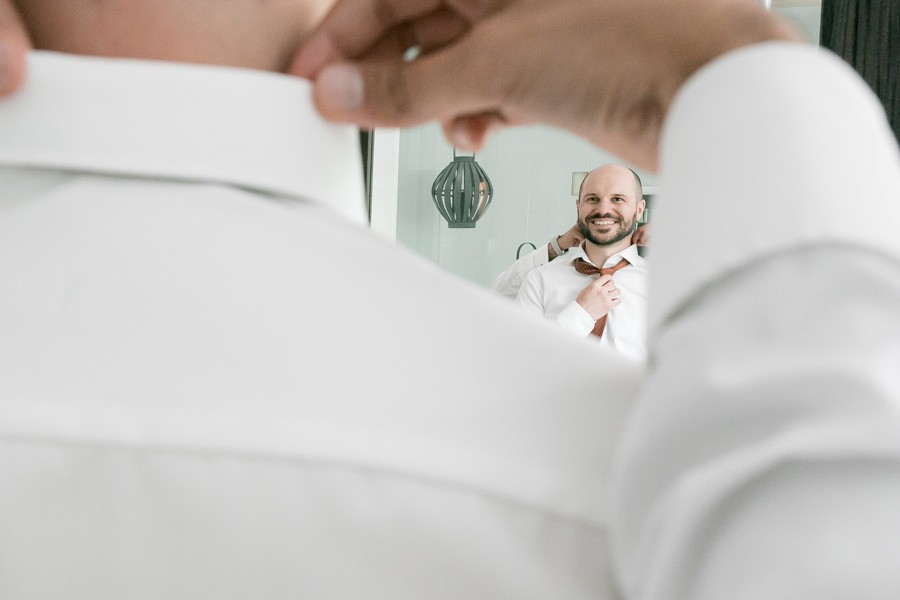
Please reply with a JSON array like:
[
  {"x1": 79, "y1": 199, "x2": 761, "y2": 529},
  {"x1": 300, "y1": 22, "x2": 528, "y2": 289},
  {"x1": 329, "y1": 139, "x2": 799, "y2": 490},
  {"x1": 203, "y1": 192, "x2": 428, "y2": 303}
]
[{"x1": 578, "y1": 213, "x2": 638, "y2": 247}]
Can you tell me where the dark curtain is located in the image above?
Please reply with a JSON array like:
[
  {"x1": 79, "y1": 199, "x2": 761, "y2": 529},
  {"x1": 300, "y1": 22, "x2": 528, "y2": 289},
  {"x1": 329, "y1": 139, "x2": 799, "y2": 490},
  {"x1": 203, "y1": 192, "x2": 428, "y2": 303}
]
[{"x1": 820, "y1": 0, "x2": 900, "y2": 145}]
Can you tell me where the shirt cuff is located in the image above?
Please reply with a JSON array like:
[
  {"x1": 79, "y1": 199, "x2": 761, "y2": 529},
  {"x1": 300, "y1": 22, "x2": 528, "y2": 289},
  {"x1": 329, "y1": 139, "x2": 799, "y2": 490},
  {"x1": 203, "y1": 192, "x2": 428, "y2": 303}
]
[{"x1": 557, "y1": 301, "x2": 596, "y2": 337}]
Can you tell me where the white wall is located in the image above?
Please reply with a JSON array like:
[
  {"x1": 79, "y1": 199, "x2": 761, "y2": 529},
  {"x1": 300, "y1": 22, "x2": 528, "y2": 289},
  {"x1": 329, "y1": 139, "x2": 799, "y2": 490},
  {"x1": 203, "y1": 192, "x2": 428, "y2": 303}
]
[
  {"x1": 777, "y1": 6, "x2": 821, "y2": 44},
  {"x1": 369, "y1": 129, "x2": 400, "y2": 241}
]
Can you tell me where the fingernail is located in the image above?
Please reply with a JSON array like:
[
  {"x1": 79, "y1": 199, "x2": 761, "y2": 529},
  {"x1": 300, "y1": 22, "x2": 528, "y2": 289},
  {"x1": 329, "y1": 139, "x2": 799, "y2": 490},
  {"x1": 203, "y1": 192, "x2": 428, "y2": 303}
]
[{"x1": 317, "y1": 64, "x2": 364, "y2": 111}]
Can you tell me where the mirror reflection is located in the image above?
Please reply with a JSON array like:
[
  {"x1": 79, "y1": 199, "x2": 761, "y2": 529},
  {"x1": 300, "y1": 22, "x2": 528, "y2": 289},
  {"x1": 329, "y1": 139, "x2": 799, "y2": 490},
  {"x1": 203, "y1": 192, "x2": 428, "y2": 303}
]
[
  {"x1": 369, "y1": 4, "x2": 821, "y2": 294},
  {"x1": 385, "y1": 123, "x2": 657, "y2": 290}
]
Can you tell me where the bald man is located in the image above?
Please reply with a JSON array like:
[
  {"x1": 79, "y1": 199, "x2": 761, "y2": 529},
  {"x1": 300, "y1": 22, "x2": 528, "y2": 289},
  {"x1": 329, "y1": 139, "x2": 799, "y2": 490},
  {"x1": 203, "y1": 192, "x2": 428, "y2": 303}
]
[{"x1": 514, "y1": 164, "x2": 649, "y2": 362}]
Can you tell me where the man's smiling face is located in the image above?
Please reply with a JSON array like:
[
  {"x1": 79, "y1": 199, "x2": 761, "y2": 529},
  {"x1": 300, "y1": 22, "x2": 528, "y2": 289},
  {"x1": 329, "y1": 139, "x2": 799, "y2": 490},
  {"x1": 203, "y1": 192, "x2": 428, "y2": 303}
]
[{"x1": 576, "y1": 165, "x2": 645, "y2": 247}]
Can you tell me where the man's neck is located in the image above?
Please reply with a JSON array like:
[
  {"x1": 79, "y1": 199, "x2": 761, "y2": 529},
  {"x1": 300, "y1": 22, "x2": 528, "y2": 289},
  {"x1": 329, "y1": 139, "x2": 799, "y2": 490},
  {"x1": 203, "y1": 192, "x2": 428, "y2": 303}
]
[
  {"x1": 583, "y1": 238, "x2": 632, "y2": 266},
  {"x1": 14, "y1": 0, "x2": 334, "y2": 73}
]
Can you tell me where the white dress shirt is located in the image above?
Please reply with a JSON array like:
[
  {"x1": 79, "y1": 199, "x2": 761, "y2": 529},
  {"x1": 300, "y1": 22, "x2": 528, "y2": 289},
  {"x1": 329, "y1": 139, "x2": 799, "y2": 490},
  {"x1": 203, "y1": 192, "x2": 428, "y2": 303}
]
[
  {"x1": 491, "y1": 243, "x2": 552, "y2": 299},
  {"x1": 611, "y1": 42, "x2": 900, "y2": 600},
  {"x1": 0, "y1": 52, "x2": 640, "y2": 599},
  {"x1": 516, "y1": 244, "x2": 648, "y2": 362},
  {"x1": 5, "y1": 40, "x2": 899, "y2": 600}
]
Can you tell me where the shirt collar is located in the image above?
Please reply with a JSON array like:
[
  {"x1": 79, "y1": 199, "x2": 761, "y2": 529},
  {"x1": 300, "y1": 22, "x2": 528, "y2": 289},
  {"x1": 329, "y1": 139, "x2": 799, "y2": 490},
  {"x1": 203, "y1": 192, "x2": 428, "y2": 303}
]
[
  {"x1": 0, "y1": 51, "x2": 366, "y2": 224},
  {"x1": 573, "y1": 242, "x2": 642, "y2": 268}
]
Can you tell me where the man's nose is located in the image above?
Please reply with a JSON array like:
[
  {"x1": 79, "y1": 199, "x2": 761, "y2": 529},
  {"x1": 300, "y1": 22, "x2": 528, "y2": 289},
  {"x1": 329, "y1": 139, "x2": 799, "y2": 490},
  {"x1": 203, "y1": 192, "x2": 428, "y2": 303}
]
[{"x1": 598, "y1": 199, "x2": 617, "y2": 213}]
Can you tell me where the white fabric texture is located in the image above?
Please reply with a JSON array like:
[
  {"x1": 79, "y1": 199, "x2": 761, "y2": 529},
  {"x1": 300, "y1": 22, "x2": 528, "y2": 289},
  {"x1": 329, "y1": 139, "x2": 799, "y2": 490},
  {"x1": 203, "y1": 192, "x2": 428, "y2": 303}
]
[
  {"x1": 516, "y1": 244, "x2": 648, "y2": 363},
  {"x1": 491, "y1": 243, "x2": 552, "y2": 299},
  {"x1": 611, "y1": 42, "x2": 900, "y2": 600},
  {"x1": 0, "y1": 52, "x2": 641, "y2": 599}
]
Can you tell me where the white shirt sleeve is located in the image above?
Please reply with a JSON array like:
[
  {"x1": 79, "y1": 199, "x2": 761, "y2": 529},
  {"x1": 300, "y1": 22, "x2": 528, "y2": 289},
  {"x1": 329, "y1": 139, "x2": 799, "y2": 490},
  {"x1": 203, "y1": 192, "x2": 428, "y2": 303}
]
[
  {"x1": 611, "y1": 42, "x2": 900, "y2": 600},
  {"x1": 555, "y1": 301, "x2": 596, "y2": 338},
  {"x1": 513, "y1": 269, "x2": 548, "y2": 316},
  {"x1": 492, "y1": 244, "x2": 551, "y2": 299},
  {"x1": 515, "y1": 269, "x2": 595, "y2": 338}
]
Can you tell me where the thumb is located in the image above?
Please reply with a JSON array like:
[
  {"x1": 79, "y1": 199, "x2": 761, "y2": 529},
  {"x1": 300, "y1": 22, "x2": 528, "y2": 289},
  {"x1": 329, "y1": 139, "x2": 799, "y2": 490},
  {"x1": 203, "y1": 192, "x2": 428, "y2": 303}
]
[{"x1": 310, "y1": 41, "x2": 497, "y2": 131}]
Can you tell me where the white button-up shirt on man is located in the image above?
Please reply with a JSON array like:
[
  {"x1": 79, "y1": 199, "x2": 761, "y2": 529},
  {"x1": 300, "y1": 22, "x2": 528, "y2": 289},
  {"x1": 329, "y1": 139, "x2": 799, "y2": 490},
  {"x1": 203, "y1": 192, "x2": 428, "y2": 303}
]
[
  {"x1": 0, "y1": 51, "x2": 638, "y2": 600},
  {"x1": 516, "y1": 243, "x2": 648, "y2": 362},
  {"x1": 4, "y1": 38, "x2": 900, "y2": 600},
  {"x1": 611, "y1": 43, "x2": 900, "y2": 600}
]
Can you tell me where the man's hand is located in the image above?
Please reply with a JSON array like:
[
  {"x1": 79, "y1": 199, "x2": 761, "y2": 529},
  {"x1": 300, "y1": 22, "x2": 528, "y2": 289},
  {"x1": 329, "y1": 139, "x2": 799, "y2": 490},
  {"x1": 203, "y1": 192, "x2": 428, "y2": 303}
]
[
  {"x1": 549, "y1": 224, "x2": 585, "y2": 260},
  {"x1": 575, "y1": 274, "x2": 620, "y2": 321},
  {"x1": 632, "y1": 224, "x2": 650, "y2": 247},
  {"x1": 558, "y1": 224, "x2": 584, "y2": 253},
  {"x1": 0, "y1": 1, "x2": 30, "y2": 97},
  {"x1": 292, "y1": 0, "x2": 799, "y2": 171}
]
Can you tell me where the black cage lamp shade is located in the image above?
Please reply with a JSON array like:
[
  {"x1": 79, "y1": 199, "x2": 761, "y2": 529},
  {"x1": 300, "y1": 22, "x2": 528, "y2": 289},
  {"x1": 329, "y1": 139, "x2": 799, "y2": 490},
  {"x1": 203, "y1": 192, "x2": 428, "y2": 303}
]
[{"x1": 431, "y1": 149, "x2": 494, "y2": 228}]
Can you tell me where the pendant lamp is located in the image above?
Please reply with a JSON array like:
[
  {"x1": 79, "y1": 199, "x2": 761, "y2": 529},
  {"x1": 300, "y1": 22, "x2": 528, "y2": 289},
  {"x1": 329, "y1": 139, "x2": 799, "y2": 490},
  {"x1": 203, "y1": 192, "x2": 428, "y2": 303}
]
[{"x1": 431, "y1": 149, "x2": 494, "y2": 228}]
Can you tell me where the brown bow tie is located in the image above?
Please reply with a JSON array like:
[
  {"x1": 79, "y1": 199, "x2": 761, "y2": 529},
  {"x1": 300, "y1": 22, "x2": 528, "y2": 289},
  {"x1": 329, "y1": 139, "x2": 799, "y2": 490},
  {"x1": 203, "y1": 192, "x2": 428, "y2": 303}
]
[{"x1": 573, "y1": 257, "x2": 630, "y2": 338}]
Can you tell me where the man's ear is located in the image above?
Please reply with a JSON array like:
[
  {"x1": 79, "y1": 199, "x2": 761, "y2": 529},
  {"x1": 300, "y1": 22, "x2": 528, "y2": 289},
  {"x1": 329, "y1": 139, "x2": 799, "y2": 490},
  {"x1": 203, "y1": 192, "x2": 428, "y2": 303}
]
[{"x1": 637, "y1": 197, "x2": 647, "y2": 218}]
